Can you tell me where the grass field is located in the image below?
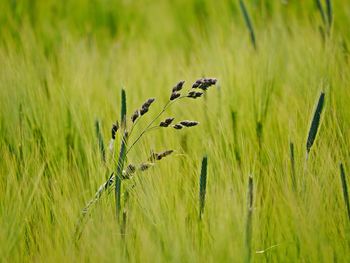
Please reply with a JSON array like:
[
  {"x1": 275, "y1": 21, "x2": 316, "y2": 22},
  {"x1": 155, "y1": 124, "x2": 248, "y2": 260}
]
[{"x1": 1, "y1": 0, "x2": 350, "y2": 262}]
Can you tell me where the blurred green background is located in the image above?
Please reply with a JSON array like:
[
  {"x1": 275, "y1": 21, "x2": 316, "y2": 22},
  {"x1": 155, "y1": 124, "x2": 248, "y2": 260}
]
[{"x1": 1, "y1": 1, "x2": 350, "y2": 262}]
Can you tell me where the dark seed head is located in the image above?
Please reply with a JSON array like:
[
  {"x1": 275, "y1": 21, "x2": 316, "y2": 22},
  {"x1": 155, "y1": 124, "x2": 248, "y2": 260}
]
[
  {"x1": 172, "y1": 80, "x2": 185, "y2": 92},
  {"x1": 192, "y1": 78, "x2": 217, "y2": 90},
  {"x1": 192, "y1": 79, "x2": 203, "y2": 88},
  {"x1": 170, "y1": 92, "x2": 181, "y2": 101},
  {"x1": 140, "y1": 163, "x2": 153, "y2": 171},
  {"x1": 173, "y1": 124, "x2": 183, "y2": 130},
  {"x1": 111, "y1": 122, "x2": 119, "y2": 139},
  {"x1": 180, "y1": 120, "x2": 199, "y2": 127},
  {"x1": 131, "y1": 110, "x2": 139, "y2": 122},
  {"x1": 142, "y1": 98, "x2": 155, "y2": 109},
  {"x1": 187, "y1": 91, "x2": 203, "y2": 99},
  {"x1": 208, "y1": 78, "x2": 217, "y2": 85},
  {"x1": 160, "y1": 117, "x2": 175, "y2": 127},
  {"x1": 157, "y1": 150, "x2": 173, "y2": 160},
  {"x1": 140, "y1": 107, "x2": 149, "y2": 116}
]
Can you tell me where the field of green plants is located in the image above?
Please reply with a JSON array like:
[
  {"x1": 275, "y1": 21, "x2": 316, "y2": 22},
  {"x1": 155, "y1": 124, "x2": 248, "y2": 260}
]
[{"x1": 1, "y1": 0, "x2": 350, "y2": 262}]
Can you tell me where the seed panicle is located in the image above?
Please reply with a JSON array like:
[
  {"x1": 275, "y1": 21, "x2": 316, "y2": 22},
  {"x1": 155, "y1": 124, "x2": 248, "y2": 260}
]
[{"x1": 192, "y1": 78, "x2": 217, "y2": 90}]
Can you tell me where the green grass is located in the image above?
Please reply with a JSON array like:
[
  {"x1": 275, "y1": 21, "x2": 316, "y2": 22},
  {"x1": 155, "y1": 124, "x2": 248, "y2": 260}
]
[{"x1": 1, "y1": 0, "x2": 350, "y2": 262}]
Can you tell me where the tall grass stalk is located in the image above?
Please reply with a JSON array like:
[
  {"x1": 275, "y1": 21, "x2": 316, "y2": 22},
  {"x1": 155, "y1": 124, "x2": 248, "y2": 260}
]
[
  {"x1": 239, "y1": 0, "x2": 257, "y2": 50},
  {"x1": 316, "y1": 0, "x2": 326, "y2": 25},
  {"x1": 231, "y1": 111, "x2": 242, "y2": 171},
  {"x1": 115, "y1": 89, "x2": 127, "y2": 222},
  {"x1": 199, "y1": 155, "x2": 208, "y2": 220},
  {"x1": 306, "y1": 92, "x2": 325, "y2": 160}
]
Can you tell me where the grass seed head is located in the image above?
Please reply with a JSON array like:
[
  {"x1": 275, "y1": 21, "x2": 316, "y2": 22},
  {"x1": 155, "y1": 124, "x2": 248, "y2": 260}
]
[
  {"x1": 192, "y1": 78, "x2": 217, "y2": 90},
  {"x1": 131, "y1": 110, "x2": 140, "y2": 122},
  {"x1": 160, "y1": 117, "x2": 175, "y2": 127},
  {"x1": 170, "y1": 92, "x2": 181, "y2": 100},
  {"x1": 173, "y1": 124, "x2": 183, "y2": 130},
  {"x1": 140, "y1": 107, "x2": 148, "y2": 116},
  {"x1": 156, "y1": 150, "x2": 174, "y2": 160},
  {"x1": 111, "y1": 121, "x2": 119, "y2": 139},
  {"x1": 187, "y1": 91, "x2": 203, "y2": 99},
  {"x1": 142, "y1": 98, "x2": 155, "y2": 108},
  {"x1": 172, "y1": 80, "x2": 185, "y2": 92},
  {"x1": 139, "y1": 98, "x2": 155, "y2": 116},
  {"x1": 180, "y1": 120, "x2": 199, "y2": 127}
]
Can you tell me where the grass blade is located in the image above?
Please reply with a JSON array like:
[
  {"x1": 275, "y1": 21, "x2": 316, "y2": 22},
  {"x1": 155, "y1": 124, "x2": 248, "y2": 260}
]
[
  {"x1": 306, "y1": 92, "x2": 325, "y2": 157},
  {"x1": 339, "y1": 163, "x2": 350, "y2": 220},
  {"x1": 121, "y1": 89, "x2": 127, "y2": 128},
  {"x1": 199, "y1": 155, "x2": 208, "y2": 220},
  {"x1": 239, "y1": 0, "x2": 257, "y2": 50},
  {"x1": 290, "y1": 142, "x2": 296, "y2": 190},
  {"x1": 315, "y1": 0, "x2": 326, "y2": 25},
  {"x1": 245, "y1": 175, "x2": 253, "y2": 263}
]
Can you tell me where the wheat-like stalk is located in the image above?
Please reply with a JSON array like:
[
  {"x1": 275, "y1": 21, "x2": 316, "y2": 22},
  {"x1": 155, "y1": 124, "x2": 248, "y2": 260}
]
[
  {"x1": 199, "y1": 155, "x2": 208, "y2": 220},
  {"x1": 95, "y1": 119, "x2": 106, "y2": 163},
  {"x1": 231, "y1": 111, "x2": 242, "y2": 170},
  {"x1": 306, "y1": 92, "x2": 325, "y2": 159},
  {"x1": 239, "y1": 0, "x2": 257, "y2": 50}
]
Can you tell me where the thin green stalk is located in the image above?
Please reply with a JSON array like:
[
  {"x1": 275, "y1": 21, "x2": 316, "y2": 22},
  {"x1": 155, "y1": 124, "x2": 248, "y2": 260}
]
[
  {"x1": 290, "y1": 142, "x2": 296, "y2": 190},
  {"x1": 127, "y1": 96, "x2": 186, "y2": 154},
  {"x1": 339, "y1": 163, "x2": 350, "y2": 220},
  {"x1": 245, "y1": 175, "x2": 253, "y2": 263},
  {"x1": 239, "y1": 0, "x2": 257, "y2": 50}
]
